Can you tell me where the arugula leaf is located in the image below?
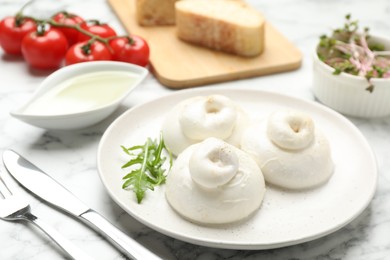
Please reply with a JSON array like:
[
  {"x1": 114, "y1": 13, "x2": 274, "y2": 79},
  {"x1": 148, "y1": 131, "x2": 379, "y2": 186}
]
[{"x1": 120, "y1": 132, "x2": 172, "y2": 203}]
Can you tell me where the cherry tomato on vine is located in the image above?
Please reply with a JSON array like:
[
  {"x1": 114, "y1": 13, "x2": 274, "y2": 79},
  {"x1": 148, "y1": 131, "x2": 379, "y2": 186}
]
[
  {"x1": 109, "y1": 35, "x2": 150, "y2": 67},
  {"x1": 0, "y1": 16, "x2": 36, "y2": 55},
  {"x1": 52, "y1": 12, "x2": 84, "y2": 46},
  {"x1": 77, "y1": 20, "x2": 116, "y2": 42},
  {"x1": 65, "y1": 40, "x2": 112, "y2": 65},
  {"x1": 21, "y1": 27, "x2": 68, "y2": 69}
]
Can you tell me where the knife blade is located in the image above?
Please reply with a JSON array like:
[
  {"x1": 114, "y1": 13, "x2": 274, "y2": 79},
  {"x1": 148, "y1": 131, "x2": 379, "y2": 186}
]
[{"x1": 2, "y1": 149, "x2": 161, "y2": 260}]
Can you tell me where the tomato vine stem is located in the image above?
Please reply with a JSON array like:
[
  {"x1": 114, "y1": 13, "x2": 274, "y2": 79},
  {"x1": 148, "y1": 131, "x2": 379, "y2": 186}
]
[{"x1": 15, "y1": 1, "x2": 132, "y2": 54}]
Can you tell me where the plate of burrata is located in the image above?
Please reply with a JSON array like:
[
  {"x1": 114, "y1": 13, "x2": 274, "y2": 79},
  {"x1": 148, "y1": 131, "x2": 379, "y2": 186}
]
[{"x1": 97, "y1": 87, "x2": 377, "y2": 249}]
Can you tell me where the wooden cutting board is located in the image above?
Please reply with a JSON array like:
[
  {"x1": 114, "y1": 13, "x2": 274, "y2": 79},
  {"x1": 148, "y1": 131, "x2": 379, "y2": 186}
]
[{"x1": 108, "y1": 0, "x2": 302, "y2": 88}]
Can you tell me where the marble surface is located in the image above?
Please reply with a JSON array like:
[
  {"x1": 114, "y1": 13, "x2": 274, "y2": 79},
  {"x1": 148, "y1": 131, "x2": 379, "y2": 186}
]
[{"x1": 1, "y1": 0, "x2": 390, "y2": 259}]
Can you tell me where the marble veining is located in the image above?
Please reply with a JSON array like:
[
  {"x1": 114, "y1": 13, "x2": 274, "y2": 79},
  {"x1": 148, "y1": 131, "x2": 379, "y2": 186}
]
[{"x1": 1, "y1": 0, "x2": 390, "y2": 259}]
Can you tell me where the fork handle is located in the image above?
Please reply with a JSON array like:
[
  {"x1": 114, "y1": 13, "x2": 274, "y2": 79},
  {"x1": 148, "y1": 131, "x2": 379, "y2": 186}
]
[{"x1": 24, "y1": 212, "x2": 94, "y2": 260}]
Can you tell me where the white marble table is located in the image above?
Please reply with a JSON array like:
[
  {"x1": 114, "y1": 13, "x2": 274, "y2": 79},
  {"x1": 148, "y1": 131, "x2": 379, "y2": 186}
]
[{"x1": 1, "y1": 0, "x2": 389, "y2": 259}]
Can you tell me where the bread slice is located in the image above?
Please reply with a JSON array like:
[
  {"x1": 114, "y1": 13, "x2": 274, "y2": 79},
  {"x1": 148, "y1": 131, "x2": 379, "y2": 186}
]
[
  {"x1": 136, "y1": 0, "x2": 178, "y2": 26},
  {"x1": 175, "y1": 0, "x2": 265, "y2": 57}
]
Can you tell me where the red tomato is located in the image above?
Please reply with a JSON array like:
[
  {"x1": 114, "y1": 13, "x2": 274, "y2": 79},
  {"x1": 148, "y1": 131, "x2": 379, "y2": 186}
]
[
  {"x1": 109, "y1": 36, "x2": 150, "y2": 67},
  {"x1": 21, "y1": 28, "x2": 68, "y2": 69},
  {"x1": 65, "y1": 41, "x2": 112, "y2": 65},
  {"x1": 0, "y1": 16, "x2": 36, "y2": 55},
  {"x1": 52, "y1": 12, "x2": 84, "y2": 46},
  {"x1": 78, "y1": 21, "x2": 116, "y2": 42}
]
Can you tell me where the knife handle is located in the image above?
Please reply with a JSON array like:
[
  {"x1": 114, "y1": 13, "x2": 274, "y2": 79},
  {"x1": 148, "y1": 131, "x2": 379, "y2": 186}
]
[
  {"x1": 26, "y1": 212, "x2": 94, "y2": 260},
  {"x1": 80, "y1": 209, "x2": 161, "y2": 260}
]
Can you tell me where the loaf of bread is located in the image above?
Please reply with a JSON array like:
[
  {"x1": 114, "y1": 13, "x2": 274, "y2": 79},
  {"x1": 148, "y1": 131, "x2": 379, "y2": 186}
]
[
  {"x1": 175, "y1": 0, "x2": 265, "y2": 57},
  {"x1": 136, "y1": 0, "x2": 178, "y2": 26}
]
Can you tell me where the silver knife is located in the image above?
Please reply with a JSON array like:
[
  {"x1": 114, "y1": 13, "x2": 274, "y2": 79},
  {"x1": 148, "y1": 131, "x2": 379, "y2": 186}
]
[{"x1": 2, "y1": 149, "x2": 161, "y2": 260}]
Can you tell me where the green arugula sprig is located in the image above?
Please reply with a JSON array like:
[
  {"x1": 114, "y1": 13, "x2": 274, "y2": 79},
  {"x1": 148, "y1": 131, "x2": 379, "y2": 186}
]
[{"x1": 120, "y1": 132, "x2": 172, "y2": 203}]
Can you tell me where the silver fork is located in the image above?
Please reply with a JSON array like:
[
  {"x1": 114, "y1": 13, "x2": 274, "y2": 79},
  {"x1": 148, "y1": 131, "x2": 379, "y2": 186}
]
[{"x1": 0, "y1": 172, "x2": 93, "y2": 260}]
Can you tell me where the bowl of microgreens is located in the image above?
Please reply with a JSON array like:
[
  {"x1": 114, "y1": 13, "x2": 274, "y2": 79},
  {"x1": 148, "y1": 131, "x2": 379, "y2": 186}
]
[{"x1": 312, "y1": 14, "x2": 390, "y2": 118}]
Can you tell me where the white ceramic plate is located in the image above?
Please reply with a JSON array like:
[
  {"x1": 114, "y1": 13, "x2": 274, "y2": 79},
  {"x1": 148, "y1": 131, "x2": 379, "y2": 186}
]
[{"x1": 97, "y1": 88, "x2": 377, "y2": 250}]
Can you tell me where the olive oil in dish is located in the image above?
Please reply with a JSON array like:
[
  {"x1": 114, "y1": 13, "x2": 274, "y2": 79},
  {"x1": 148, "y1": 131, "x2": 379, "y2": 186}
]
[{"x1": 23, "y1": 71, "x2": 137, "y2": 116}]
